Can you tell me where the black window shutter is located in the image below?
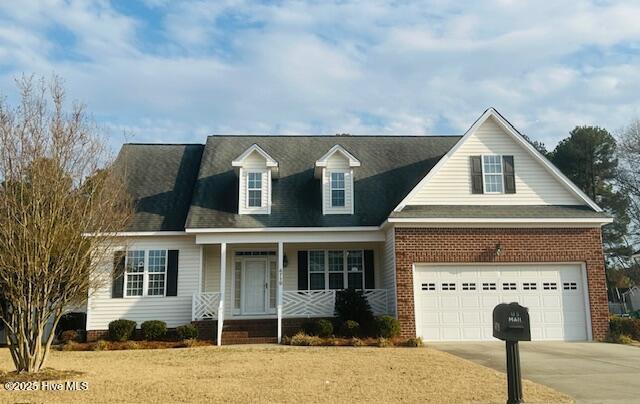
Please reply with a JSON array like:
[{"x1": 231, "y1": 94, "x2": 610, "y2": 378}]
[
  {"x1": 503, "y1": 155, "x2": 516, "y2": 194},
  {"x1": 364, "y1": 250, "x2": 375, "y2": 289},
  {"x1": 112, "y1": 251, "x2": 125, "y2": 298},
  {"x1": 470, "y1": 156, "x2": 483, "y2": 194},
  {"x1": 166, "y1": 250, "x2": 179, "y2": 297},
  {"x1": 297, "y1": 251, "x2": 308, "y2": 290}
]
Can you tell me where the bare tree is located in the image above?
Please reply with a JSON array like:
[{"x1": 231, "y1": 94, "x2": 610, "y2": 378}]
[
  {"x1": 0, "y1": 76, "x2": 132, "y2": 373},
  {"x1": 618, "y1": 120, "x2": 640, "y2": 254}
]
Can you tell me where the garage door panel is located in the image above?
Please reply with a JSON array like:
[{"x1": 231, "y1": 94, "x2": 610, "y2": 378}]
[{"x1": 414, "y1": 264, "x2": 588, "y2": 342}]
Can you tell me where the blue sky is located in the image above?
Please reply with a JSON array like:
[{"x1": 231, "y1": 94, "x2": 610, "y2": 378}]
[{"x1": 1, "y1": 0, "x2": 639, "y2": 152}]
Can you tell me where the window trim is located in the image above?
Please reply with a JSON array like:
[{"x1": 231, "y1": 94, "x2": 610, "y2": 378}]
[
  {"x1": 481, "y1": 154, "x2": 505, "y2": 194},
  {"x1": 323, "y1": 168, "x2": 353, "y2": 215},
  {"x1": 124, "y1": 250, "x2": 167, "y2": 298},
  {"x1": 307, "y1": 249, "x2": 365, "y2": 290},
  {"x1": 246, "y1": 171, "x2": 263, "y2": 208},
  {"x1": 330, "y1": 172, "x2": 346, "y2": 208}
]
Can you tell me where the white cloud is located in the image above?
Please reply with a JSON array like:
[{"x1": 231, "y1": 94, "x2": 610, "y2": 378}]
[{"x1": 0, "y1": 0, "x2": 639, "y2": 152}]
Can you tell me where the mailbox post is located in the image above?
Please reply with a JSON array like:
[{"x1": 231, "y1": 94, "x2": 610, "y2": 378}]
[{"x1": 493, "y1": 303, "x2": 531, "y2": 404}]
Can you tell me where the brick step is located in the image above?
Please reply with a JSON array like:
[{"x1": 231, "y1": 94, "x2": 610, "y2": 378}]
[
  {"x1": 221, "y1": 331, "x2": 249, "y2": 338},
  {"x1": 221, "y1": 337, "x2": 278, "y2": 345}
]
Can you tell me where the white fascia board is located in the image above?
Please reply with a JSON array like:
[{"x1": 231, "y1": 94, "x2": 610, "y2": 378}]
[
  {"x1": 315, "y1": 144, "x2": 361, "y2": 167},
  {"x1": 232, "y1": 144, "x2": 279, "y2": 167},
  {"x1": 195, "y1": 230, "x2": 385, "y2": 244},
  {"x1": 387, "y1": 217, "x2": 613, "y2": 226},
  {"x1": 186, "y1": 226, "x2": 380, "y2": 233},
  {"x1": 393, "y1": 108, "x2": 604, "y2": 213},
  {"x1": 82, "y1": 231, "x2": 187, "y2": 237}
]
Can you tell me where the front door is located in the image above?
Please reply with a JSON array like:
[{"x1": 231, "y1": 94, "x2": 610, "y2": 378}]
[{"x1": 243, "y1": 259, "x2": 267, "y2": 314}]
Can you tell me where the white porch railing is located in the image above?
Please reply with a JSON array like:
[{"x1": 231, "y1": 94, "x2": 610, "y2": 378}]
[
  {"x1": 362, "y1": 289, "x2": 389, "y2": 316},
  {"x1": 192, "y1": 292, "x2": 221, "y2": 321},
  {"x1": 282, "y1": 289, "x2": 389, "y2": 318}
]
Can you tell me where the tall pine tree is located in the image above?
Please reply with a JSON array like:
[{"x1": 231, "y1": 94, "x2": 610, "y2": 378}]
[{"x1": 549, "y1": 126, "x2": 630, "y2": 258}]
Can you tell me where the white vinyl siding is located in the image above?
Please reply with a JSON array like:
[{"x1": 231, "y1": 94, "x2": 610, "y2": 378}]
[
  {"x1": 405, "y1": 117, "x2": 583, "y2": 206},
  {"x1": 86, "y1": 236, "x2": 199, "y2": 330},
  {"x1": 238, "y1": 150, "x2": 271, "y2": 214},
  {"x1": 322, "y1": 153, "x2": 354, "y2": 214},
  {"x1": 381, "y1": 228, "x2": 397, "y2": 317}
]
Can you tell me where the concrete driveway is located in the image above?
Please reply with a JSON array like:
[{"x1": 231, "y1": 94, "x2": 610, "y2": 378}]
[{"x1": 434, "y1": 342, "x2": 640, "y2": 404}]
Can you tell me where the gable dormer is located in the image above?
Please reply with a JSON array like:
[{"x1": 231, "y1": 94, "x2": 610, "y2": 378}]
[
  {"x1": 232, "y1": 144, "x2": 278, "y2": 215},
  {"x1": 315, "y1": 145, "x2": 360, "y2": 215}
]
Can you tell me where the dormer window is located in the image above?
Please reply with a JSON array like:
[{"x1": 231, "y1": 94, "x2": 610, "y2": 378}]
[
  {"x1": 315, "y1": 145, "x2": 360, "y2": 215},
  {"x1": 232, "y1": 144, "x2": 278, "y2": 215},
  {"x1": 330, "y1": 172, "x2": 346, "y2": 207},
  {"x1": 247, "y1": 172, "x2": 263, "y2": 207}
]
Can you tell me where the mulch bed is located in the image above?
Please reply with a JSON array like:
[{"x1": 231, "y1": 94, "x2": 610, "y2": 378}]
[{"x1": 57, "y1": 339, "x2": 215, "y2": 351}]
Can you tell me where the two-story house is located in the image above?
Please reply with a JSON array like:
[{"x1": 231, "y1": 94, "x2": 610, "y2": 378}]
[{"x1": 85, "y1": 108, "x2": 612, "y2": 344}]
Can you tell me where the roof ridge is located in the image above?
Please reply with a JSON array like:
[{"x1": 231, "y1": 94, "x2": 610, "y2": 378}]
[
  {"x1": 206, "y1": 134, "x2": 462, "y2": 138},
  {"x1": 124, "y1": 143, "x2": 205, "y2": 146}
]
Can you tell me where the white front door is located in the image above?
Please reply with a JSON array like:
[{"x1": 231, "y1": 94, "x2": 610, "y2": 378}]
[{"x1": 243, "y1": 259, "x2": 267, "y2": 314}]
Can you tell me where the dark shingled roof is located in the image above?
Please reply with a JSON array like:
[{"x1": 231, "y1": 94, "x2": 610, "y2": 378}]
[
  {"x1": 185, "y1": 136, "x2": 460, "y2": 228},
  {"x1": 390, "y1": 205, "x2": 611, "y2": 219},
  {"x1": 115, "y1": 144, "x2": 204, "y2": 231},
  {"x1": 116, "y1": 135, "x2": 608, "y2": 231}
]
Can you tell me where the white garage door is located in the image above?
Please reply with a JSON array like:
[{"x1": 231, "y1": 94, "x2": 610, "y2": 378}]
[{"x1": 413, "y1": 264, "x2": 589, "y2": 341}]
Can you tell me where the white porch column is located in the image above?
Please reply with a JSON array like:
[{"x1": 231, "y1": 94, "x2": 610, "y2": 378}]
[
  {"x1": 217, "y1": 242, "x2": 226, "y2": 346},
  {"x1": 277, "y1": 241, "x2": 284, "y2": 343}
]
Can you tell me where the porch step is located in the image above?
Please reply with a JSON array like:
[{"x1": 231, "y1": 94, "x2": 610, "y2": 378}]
[
  {"x1": 222, "y1": 319, "x2": 277, "y2": 338},
  {"x1": 221, "y1": 336, "x2": 278, "y2": 345},
  {"x1": 221, "y1": 331, "x2": 249, "y2": 339}
]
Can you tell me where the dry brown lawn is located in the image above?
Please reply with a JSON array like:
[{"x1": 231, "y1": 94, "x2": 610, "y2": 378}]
[{"x1": 0, "y1": 345, "x2": 571, "y2": 403}]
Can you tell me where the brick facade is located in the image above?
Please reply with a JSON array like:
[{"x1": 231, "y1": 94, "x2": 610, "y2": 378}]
[{"x1": 394, "y1": 227, "x2": 608, "y2": 341}]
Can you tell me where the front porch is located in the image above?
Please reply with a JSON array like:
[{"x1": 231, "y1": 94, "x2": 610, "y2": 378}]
[{"x1": 189, "y1": 237, "x2": 394, "y2": 344}]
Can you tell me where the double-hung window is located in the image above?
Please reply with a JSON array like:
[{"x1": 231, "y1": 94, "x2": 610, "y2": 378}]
[
  {"x1": 308, "y1": 250, "x2": 365, "y2": 290},
  {"x1": 125, "y1": 250, "x2": 167, "y2": 297},
  {"x1": 328, "y1": 251, "x2": 344, "y2": 289},
  {"x1": 247, "y1": 172, "x2": 262, "y2": 207},
  {"x1": 309, "y1": 251, "x2": 326, "y2": 290},
  {"x1": 482, "y1": 155, "x2": 504, "y2": 193},
  {"x1": 346, "y1": 250, "x2": 364, "y2": 289},
  {"x1": 330, "y1": 172, "x2": 345, "y2": 207}
]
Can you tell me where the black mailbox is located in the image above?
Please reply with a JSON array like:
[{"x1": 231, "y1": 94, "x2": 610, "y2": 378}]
[{"x1": 493, "y1": 302, "x2": 531, "y2": 342}]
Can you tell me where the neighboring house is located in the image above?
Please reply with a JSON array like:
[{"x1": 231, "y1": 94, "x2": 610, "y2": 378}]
[{"x1": 85, "y1": 108, "x2": 612, "y2": 344}]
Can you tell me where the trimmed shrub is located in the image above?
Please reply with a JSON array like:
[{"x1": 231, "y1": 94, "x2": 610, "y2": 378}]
[
  {"x1": 340, "y1": 320, "x2": 360, "y2": 338},
  {"x1": 609, "y1": 316, "x2": 640, "y2": 340},
  {"x1": 374, "y1": 316, "x2": 400, "y2": 338},
  {"x1": 91, "y1": 340, "x2": 109, "y2": 351},
  {"x1": 60, "y1": 330, "x2": 79, "y2": 344},
  {"x1": 141, "y1": 320, "x2": 167, "y2": 340},
  {"x1": 316, "y1": 319, "x2": 334, "y2": 338},
  {"x1": 108, "y1": 319, "x2": 137, "y2": 341},
  {"x1": 176, "y1": 324, "x2": 198, "y2": 340},
  {"x1": 335, "y1": 289, "x2": 374, "y2": 333},
  {"x1": 403, "y1": 337, "x2": 424, "y2": 347},
  {"x1": 302, "y1": 319, "x2": 334, "y2": 337},
  {"x1": 290, "y1": 332, "x2": 323, "y2": 346}
]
